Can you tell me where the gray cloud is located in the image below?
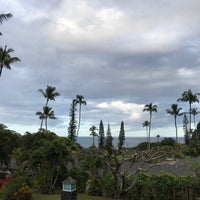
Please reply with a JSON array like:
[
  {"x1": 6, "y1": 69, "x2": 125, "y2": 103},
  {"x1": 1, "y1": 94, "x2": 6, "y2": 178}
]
[{"x1": 1, "y1": 0, "x2": 200, "y2": 137}]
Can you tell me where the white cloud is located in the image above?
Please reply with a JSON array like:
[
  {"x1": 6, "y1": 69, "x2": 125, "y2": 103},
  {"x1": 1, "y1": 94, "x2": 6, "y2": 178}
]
[{"x1": 97, "y1": 100, "x2": 144, "y2": 121}]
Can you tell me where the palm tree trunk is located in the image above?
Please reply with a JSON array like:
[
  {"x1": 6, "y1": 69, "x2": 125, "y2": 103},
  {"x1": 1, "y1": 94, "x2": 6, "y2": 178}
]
[
  {"x1": 189, "y1": 103, "x2": 192, "y2": 131},
  {"x1": 40, "y1": 119, "x2": 43, "y2": 130},
  {"x1": 92, "y1": 136, "x2": 95, "y2": 146},
  {"x1": 189, "y1": 103, "x2": 192, "y2": 145},
  {"x1": 45, "y1": 118, "x2": 48, "y2": 132},
  {"x1": 146, "y1": 127, "x2": 148, "y2": 143},
  {"x1": 148, "y1": 113, "x2": 152, "y2": 150},
  {"x1": 0, "y1": 65, "x2": 3, "y2": 77},
  {"x1": 174, "y1": 116, "x2": 178, "y2": 143},
  {"x1": 77, "y1": 105, "x2": 82, "y2": 139}
]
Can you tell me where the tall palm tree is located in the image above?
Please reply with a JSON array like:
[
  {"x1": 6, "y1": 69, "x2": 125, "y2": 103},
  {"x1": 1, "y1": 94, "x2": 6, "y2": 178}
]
[
  {"x1": 89, "y1": 125, "x2": 98, "y2": 146},
  {"x1": 142, "y1": 120, "x2": 150, "y2": 143},
  {"x1": 0, "y1": 13, "x2": 12, "y2": 35},
  {"x1": 75, "y1": 95, "x2": 87, "y2": 139},
  {"x1": 177, "y1": 89, "x2": 200, "y2": 132},
  {"x1": 143, "y1": 103, "x2": 157, "y2": 150},
  {"x1": 166, "y1": 104, "x2": 183, "y2": 143},
  {"x1": 38, "y1": 85, "x2": 60, "y2": 128},
  {"x1": 43, "y1": 106, "x2": 56, "y2": 132},
  {"x1": 0, "y1": 45, "x2": 20, "y2": 77}
]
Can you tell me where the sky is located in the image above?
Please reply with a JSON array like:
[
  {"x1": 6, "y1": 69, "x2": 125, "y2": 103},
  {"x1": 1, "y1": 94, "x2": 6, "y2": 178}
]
[{"x1": 1, "y1": 0, "x2": 200, "y2": 138}]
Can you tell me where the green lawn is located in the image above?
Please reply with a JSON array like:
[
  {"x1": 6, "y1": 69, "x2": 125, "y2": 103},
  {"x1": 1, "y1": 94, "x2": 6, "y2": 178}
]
[{"x1": 32, "y1": 193, "x2": 112, "y2": 200}]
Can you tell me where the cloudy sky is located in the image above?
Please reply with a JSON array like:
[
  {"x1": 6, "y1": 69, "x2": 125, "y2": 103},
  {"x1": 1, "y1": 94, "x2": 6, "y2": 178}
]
[{"x1": 1, "y1": 0, "x2": 200, "y2": 138}]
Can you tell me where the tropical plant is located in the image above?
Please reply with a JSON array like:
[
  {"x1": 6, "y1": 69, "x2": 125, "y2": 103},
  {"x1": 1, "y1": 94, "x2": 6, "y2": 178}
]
[
  {"x1": 37, "y1": 85, "x2": 60, "y2": 129},
  {"x1": 38, "y1": 85, "x2": 60, "y2": 107},
  {"x1": 191, "y1": 107, "x2": 200, "y2": 128},
  {"x1": 35, "y1": 111, "x2": 45, "y2": 130},
  {"x1": 101, "y1": 147, "x2": 165, "y2": 199},
  {"x1": 14, "y1": 132, "x2": 75, "y2": 194},
  {"x1": 43, "y1": 106, "x2": 56, "y2": 132},
  {"x1": 142, "y1": 120, "x2": 150, "y2": 143},
  {"x1": 166, "y1": 104, "x2": 183, "y2": 143},
  {"x1": 89, "y1": 125, "x2": 98, "y2": 147},
  {"x1": 0, "y1": 13, "x2": 12, "y2": 35},
  {"x1": 156, "y1": 134, "x2": 160, "y2": 142},
  {"x1": 0, "y1": 45, "x2": 20, "y2": 77},
  {"x1": 177, "y1": 89, "x2": 200, "y2": 132},
  {"x1": 36, "y1": 106, "x2": 56, "y2": 132},
  {"x1": 143, "y1": 103, "x2": 157, "y2": 150},
  {"x1": 75, "y1": 95, "x2": 86, "y2": 139}
]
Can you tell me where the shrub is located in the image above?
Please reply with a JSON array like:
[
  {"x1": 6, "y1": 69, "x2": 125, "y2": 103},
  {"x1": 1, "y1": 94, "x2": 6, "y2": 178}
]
[
  {"x1": 14, "y1": 184, "x2": 32, "y2": 200},
  {"x1": 160, "y1": 137, "x2": 176, "y2": 147},
  {"x1": 0, "y1": 176, "x2": 31, "y2": 200}
]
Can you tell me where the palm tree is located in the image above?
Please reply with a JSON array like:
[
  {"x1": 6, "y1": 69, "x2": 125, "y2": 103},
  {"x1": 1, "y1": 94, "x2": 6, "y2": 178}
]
[
  {"x1": 43, "y1": 106, "x2": 56, "y2": 132},
  {"x1": 89, "y1": 125, "x2": 98, "y2": 146},
  {"x1": 38, "y1": 85, "x2": 60, "y2": 128},
  {"x1": 75, "y1": 95, "x2": 87, "y2": 139},
  {"x1": 191, "y1": 107, "x2": 200, "y2": 128},
  {"x1": 38, "y1": 85, "x2": 60, "y2": 107},
  {"x1": 177, "y1": 89, "x2": 200, "y2": 132},
  {"x1": 143, "y1": 103, "x2": 157, "y2": 150},
  {"x1": 0, "y1": 13, "x2": 12, "y2": 35},
  {"x1": 142, "y1": 120, "x2": 150, "y2": 143},
  {"x1": 36, "y1": 111, "x2": 46, "y2": 130},
  {"x1": 0, "y1": 45, "x2": 20, "y2": 77},
  {"x1": 156, "y1": 134, "x2": 160, "y2": 142},
  {"x1": 166, "y1": 104, "x2": 183, "y2": 143}
]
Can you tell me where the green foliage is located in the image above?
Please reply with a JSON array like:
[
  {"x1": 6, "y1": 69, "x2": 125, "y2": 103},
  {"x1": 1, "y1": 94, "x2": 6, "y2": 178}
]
[
  {"x1": 184, "y1": 147, "x2": 198, "y2": 157},
  {"x1": 0, "y1": 176, "x2": 31, "y2": 200},
  {"x1": 161, "y1": 137, "x2": 176, "y2": 146},
  {"x1": 68, "y1": 167, "x2": 88, "y2": 193},
  {"x1": 118, "y1": 121, "x2": 125, "y2": 150},
  {"x1": 105, "y1": 124, "x2": 113, "y2": 149},
  {"x1": 86, "y1": 179, "x2": 102, "y2": 196},
  {"x1": 68, "y1": 99, "x2": 77, "y2": 142},
  {"x1": 14, "y1": 131, "x2": 78, "y2": 194},
  {"x1": 101, "y1": 172, "x2": 116, "y2": 197},
  {"x1": 98, "y1": 120, "x2": 105, "y2": 148},
  {"x1": 129, "y1": 172, "x2": 200, "y2": 200},
  {"x1": 14, "y1": 184, "x2": 32, "y2": 200},
  {"x1": 0, "y1": 125, "x2": 21, "y2": 167},
  {"x1": 136, "y1": 142, "x2": 148, "y2": 150}
]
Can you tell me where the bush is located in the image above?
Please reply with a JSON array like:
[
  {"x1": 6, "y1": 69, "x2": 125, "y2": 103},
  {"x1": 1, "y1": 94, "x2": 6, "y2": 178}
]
[
  {"x1": 101, "y1": 172, "x2": 116, "y2": 197},
  {"x1": 14, "y1": 184, "x2": 32, "y2": 200},
  {"x1": 0, "y1": 176, "x2": 31, "y2": 200},
  {"x1": 161, "y1": 137, "x2": 176, "y2": 147}
]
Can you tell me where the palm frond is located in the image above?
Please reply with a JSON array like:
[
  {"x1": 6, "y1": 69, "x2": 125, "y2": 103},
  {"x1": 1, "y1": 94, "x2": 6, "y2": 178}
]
[{"x1": 0, "y1": 13, "x2": 12, "y2": 24}]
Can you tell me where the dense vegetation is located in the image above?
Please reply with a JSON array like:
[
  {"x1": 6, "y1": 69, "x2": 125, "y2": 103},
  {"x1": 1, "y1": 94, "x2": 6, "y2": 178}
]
[{"x1": 1, "y1": 123, "x2": 200, "y2": 200}]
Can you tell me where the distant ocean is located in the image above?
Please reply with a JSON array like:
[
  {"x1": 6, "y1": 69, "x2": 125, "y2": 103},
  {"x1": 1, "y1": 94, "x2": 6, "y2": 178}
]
[{"x1": 77, "y1": 137, "x2": 184, "y2": 148}]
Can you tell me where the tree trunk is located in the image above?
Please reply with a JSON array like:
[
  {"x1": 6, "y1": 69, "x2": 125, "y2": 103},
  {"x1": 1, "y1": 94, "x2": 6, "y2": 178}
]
[
  {"x1": 0, "y1": 65, "x2": 3, "y2": 77},
  {"x1": 77, "y1": 106, "x2": 82, "y2": 139},
  {"x1": 148, "y1": 112, "x2": 152, "y2": 150},
  {"x1": 175, "y1": 116, "x2": 178, "y2": 143}
]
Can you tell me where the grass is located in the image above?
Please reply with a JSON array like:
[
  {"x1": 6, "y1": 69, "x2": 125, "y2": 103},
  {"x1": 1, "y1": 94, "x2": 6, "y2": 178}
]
[{"x1": 32, "y1": 193, "x2": 112, "y2": 200}]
